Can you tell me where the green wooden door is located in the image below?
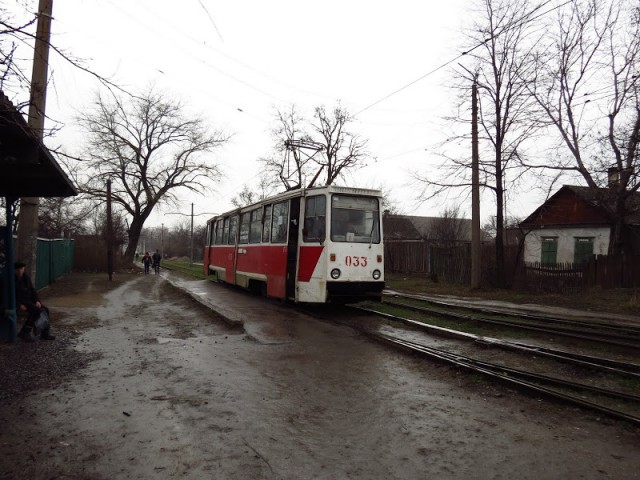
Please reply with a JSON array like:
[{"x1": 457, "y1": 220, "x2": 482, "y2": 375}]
[
  {"x1": 541, "y1": 237, "x2": 558, "y2": 264},
  {"x1": 574, "y1": 237, "x2": 594, "y2": 264}
]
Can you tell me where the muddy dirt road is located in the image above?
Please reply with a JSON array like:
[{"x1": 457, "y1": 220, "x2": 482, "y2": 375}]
[{"x1": 0, "y1": 272, "x2": 638, "y2": 479}]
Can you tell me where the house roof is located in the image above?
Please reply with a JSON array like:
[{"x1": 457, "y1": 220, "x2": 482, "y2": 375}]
[
  {"x1": 383, "y1": 215, "x2": 422, "y2": 240},
  {"x1": 520, "y1": 185, "x2": 640, "y2": 228},
  {"x1": 383, "y1": 214, "x2": 473, "y2": 241},
  {"x1": 0, "y1": 91, "x2": 77, "y2": 198}
]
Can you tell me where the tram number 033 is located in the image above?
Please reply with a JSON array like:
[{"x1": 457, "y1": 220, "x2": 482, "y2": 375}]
[{"x1": 345, "y1": 256, "x2": 368, "y2": 267}]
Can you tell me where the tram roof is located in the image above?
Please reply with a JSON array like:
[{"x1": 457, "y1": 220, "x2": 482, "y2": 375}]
[{"x1": 207, "y1": 185, "x2": 383, "y2": 222}]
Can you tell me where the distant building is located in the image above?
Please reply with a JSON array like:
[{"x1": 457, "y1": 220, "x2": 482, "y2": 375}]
[
  {"x1": 383, "y1": 214, "x2": 472, "y2": 244},
  {"x1": 519, "y1": 185, "x2": 640, "y2": 264},
  {"x1": 382, "y1": 214, "x2": 473, "y2": 274}
]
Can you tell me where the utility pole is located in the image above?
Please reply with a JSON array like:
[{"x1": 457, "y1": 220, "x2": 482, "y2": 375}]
[
  {"x1": 165, "y1": 206, "x2": 219, "y2": 263},
  {"x1": 190, "y1": 203, "x2": 194, "y2": 264},
  {"x1": 106, "y1": 180, "x2": 113, "y2": 281},
  {"x1": 16, "y1": 0, "x2": 53, "y2": 280},
  {"x1": 471, "y1": 78, "x2": 481, "y2": 289}
]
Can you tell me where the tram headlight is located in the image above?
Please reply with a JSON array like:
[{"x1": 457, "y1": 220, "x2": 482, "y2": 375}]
[
  {"x1": 372, "y1": 269, "x2": 381, "y2": 280},
  {"x1": 330, "y1": 268, "x2": 341, "y2": 280}
]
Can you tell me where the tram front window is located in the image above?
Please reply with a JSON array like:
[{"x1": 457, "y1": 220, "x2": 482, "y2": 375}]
[{"x1": 331, "y1": 195, "x2": 380, "y2": 243}]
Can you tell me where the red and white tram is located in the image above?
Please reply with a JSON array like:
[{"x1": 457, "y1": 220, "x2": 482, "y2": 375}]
[{"x1": 204, "y1": 185, "x2": 384, "y2": 303}]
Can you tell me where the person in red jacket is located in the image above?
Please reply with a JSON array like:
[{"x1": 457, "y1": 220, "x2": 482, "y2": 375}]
[
  {"x1": 14, "y1": 262, "x2": 55, "y2": 342},
  {"x1": 142, "y1": 252, "x2": 152, "y2": 274}
]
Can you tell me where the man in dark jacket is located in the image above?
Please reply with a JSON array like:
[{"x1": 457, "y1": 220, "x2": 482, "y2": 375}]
[
  {"x1": 14, "y1": 261, "x2": 55, "y2": 342},
  {"x1": 152, "y1": 249, "x2": 162, "y2": 274}
]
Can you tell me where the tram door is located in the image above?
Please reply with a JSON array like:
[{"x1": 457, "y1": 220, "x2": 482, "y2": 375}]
[{"x1": 286, "y1": 198, "x2": 301, "y2": 300}]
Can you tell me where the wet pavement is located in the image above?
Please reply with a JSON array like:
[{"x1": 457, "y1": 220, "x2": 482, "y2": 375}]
[{"x1": 0, "y1": 271, "x2": 638, "y2": 479}]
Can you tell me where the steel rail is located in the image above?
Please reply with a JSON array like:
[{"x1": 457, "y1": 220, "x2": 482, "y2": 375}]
[
  {"x1": 384, "y1": 290, "x2": 640, "y2": 336},
  {"x1": 354, "y1": 306, "x2": 640, "y2": 377},
  {"x1": 379, "y1": 298, "x2": 640, "y2": 349},
  {"x1": 368, "y1": 332, "x2": 640, "y2": 426}
]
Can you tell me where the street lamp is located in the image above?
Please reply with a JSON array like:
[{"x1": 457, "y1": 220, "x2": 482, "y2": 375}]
[{"x1": 164, "y1": 203, "x2": 219, "y2": 263}]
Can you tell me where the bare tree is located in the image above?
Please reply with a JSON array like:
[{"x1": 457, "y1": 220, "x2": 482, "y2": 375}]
[
  {"x1": 230, "y1": 174, "x2": 277, "y2": 208},
  {"x1": 93, "y1": 206, "x2": 128, "y2": 250},
  {"x1": 416, "y1": 0, "x2": 543, "y2": 286},
  {"x1": 36, "y1": 197, "x2": 92, "y2": 238},
  {"x1": 260, "y1": 105, "x2": 319, "y2": 190},
  {"x1": 65, "y1": 88, "x2": 229, "y2": 262},
  {"x1": 1, "y1": 2, "x2": 132, "y2": 107},
  {"x1": 311, "y1": 104, "x2": 369, "y2": 186},
  {"x1": 263, "y1": 103, "x2": 369, "y2": 190},
  {"x1": 429, "y1": 205, "x2": 469, "y2": 248},
  {"x1": 0, "y1": 2, "x2": 36, "y2": 95},
  {"x1": 482, "y1": 214, "x2": 522, "y2": 238},
  {"x1": 529, "y1": 0, "x2": 640, "y2": 255}
]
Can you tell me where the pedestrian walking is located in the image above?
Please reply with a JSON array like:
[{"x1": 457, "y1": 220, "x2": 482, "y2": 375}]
[
  {"x1": 142, "y1": 252, "x2": 152, "y2": 274},
  {"x1": 152, "y1": 249, "x2": 162, "y2": 274}
]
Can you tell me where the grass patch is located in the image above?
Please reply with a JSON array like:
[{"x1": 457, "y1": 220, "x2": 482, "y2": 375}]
[
  {"x1": 359, "y1": 300, "x2": 524, "y2": 339},
  {"x1": 162, "y1": 259, "x2": 208, "y2": 280}
]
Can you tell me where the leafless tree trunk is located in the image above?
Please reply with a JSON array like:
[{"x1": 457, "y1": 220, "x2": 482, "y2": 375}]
[{"x1": 64, "y1": 88, "x2": 228, "y2": 262}]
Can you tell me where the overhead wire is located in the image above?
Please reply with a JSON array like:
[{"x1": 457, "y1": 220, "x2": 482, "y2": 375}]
[{"x1": 353, "y1": 0, "x2": 571, "y2": 118}]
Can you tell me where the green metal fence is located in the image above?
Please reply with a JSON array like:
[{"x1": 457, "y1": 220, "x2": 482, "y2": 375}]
[{"x1": 35, "y1": 238, "x2": 74, "y2": 290}]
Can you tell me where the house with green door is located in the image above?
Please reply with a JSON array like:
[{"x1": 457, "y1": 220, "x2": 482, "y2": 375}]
[{"x1": 519, "y1": 185, "x2": 640, "y2": 265}]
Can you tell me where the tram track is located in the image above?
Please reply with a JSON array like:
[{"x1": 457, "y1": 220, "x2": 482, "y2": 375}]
[
  {"x1": 356, "y1": 306, "x2": 640, "y2": 377},
  {"x1": 369, "y1": 332, "x2": 640, "y2": 426},
  {"x1": 381, "y1": 292, "x2": 640, "y2": 350},
  {"x1": 308, "y1": 302, "x2": 640, "y2": 426}
]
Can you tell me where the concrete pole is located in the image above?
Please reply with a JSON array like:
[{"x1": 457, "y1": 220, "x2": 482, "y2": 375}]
[{"x1": 16, "y1": 0, "x2": 53, "y2": 281}]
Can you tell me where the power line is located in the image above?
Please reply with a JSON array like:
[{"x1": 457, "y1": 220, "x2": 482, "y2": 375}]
[
  {"x1": 354, "y1": 0, "x2": 571, "y2": 117},
  {"x1": 197, "y1": 0, "x2": 224, "y2": 42}
]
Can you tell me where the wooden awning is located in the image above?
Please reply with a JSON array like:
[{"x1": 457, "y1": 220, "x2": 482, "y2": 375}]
[{"x1": 0, "y1": 91, "x2": 76, "y2": 198}]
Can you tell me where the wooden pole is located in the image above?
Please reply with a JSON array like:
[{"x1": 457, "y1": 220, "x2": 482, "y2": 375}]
[
  {"x1": 107, "y1": 180, "x2": 113, "y2": 281},
  {"x1": 471, "y1": 79, "x2": 481, "y2": 289}
]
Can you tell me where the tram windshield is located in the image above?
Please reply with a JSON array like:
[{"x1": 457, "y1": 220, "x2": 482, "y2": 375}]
[{"x1": 330, "y1": 195, "x2": 381, "y2": 243}]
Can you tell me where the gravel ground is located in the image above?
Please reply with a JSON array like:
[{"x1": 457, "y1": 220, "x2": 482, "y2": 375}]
[{"x1": 0, "y1": 272, "x2": 639, "y2": 480}]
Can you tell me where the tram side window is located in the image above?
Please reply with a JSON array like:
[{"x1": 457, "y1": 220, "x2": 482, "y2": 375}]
[
  {"x1": 228, "y1": 215, "x2": 239, "y2": 244},
  {"x1": 239, "y1": 212, "x2": 250, "y2": 244},
  {"x1": 222, "y1": 217, "x2": 230, "y2": 244},
  {"x1": 262, "y1": 205, "x2": 272, "y2": 243},
  {"x1": 214, "y1": 219, "x2": 223, "y2": 245},
  {"x1": 271, "y1": 201, "x2": 289, "y2": 243},
  {"x1": 303, "y1": 195, "x2": 326, "y2": 242},
  {"x1": 249, "y1": 208, "x2": 263, "y2": 243}
]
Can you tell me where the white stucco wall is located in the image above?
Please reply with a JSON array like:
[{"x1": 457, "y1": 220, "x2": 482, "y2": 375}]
[{"x1": 523, "y1": 227, "x2": 610, "y2": 263}]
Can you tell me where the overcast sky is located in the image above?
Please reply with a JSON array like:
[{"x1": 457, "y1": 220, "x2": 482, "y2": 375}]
[{"x1": 12, "y1": 0, "x2": 544, "y2": 228}]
